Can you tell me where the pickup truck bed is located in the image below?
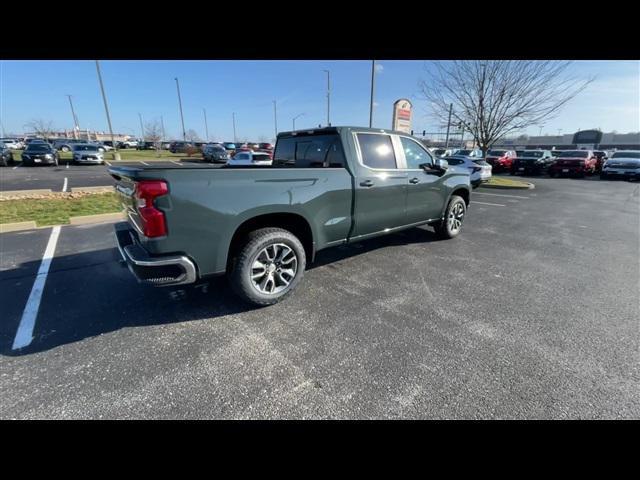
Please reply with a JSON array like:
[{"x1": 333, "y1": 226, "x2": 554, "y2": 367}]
[{"x1": 110, "y1": 126, "x2": 471, "y2": 305}]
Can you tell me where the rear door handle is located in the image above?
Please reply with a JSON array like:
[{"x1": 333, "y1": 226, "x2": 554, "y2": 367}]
[
  {"x1": 360, "y1": 180, "x2": 374, "y2": 187},
  {"x1": 409, "y1": 177, "x2": 420, "y2": 184}
]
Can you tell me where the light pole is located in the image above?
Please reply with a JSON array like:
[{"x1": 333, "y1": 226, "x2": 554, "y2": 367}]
[
  {"x1": 293, "y1": 113, "x2": 304, "y2": 131},
  {"x1": 94, "y1": 61, "x2": 119, "y2": 160},
  {"x1": 369, "y1": 60, "x2": 376, "y2": 128},
  {"x1": 539, "y1": 125, "x2": 544, "y2": 136},
  {"x1": 273, "y1": 100, "x2": 278, "y2": 139},
  {"x1": 203, "y1": 108, "x2": 209, "y2": 142},
  {"x1": 66, "y1": 94, "x2": 80, "y2": 139},
  {"x1": 232, "y1": 112, "x2": 237, "y2": 143},
  {"x1": 444, "y1": 103, "x2": 453, "y2": 148},
  {"x1": 161, "y1": 115, "x2": 166, "y2": 142},
  {"x1": 323, "y1": 69, "x2": 331, "y2": 126},
  {"x1": 138, "y1": 113, "x2": 145, "y2": 142},
  {"x1": 175, "y1": 77, "x2": 186, "y2": 141}
]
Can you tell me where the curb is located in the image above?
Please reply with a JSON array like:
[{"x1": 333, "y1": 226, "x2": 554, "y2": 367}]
[
  {"x1": 68, "y1": 211, "x2": 125, "y2": 225},
  {"x1": 1, "y1": 211, "x2": 125, "y2": 233},
  {"x1": 0, "y1": 221, "x2": 37, "y2": 233},
  {"x1": 0, "y1": 189, "x2": 53, "y2": 197},
  {"x1": 70, "y1": 186, "x2": 114, "y2": 193}
]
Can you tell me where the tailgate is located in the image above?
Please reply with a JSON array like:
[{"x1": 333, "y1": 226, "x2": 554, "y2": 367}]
[{"x1": 109, "y1": 166, "x2": 147, "y2": 236}]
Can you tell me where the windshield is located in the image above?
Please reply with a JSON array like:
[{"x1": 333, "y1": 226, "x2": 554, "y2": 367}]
[
  {"x1": 224, "y1": 143, "x2": 236, "y2": 148},
  {"x1": 253, "y1": 154, "x2": 271, "y2": 161},
  {"x1": 612, "y1": 151, "x2": 640, "y2": 159},
  {"x1": 522, "y1": 151, "x2": 544, "y2": 158},
  {"x1": 26, "y1": 145, "x2": 50, "y2": 152},
  {"x1": 487, "y1": 150, "x2": 506, "y2": 156},
  {"x1": 560, "y1": 151, "x2": 589, "y2": 158},
  {"x1": 73, "y1": 145, "x2": 98, "y2": 151},
  {"x1": 456, "y1": 150, "x2": 472, "y2": 155}
]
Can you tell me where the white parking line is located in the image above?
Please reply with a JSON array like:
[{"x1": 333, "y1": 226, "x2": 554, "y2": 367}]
[
  {"x1": 170, "y1": 160, "x2": 183, "y2": 166},
  {"x1": 473, "y1": 201, "x2": 506, "y2": 207},
  {"x1": 66, "y1": 163, "x2": 69, "y2": 169},
  {"x1": 140, "y1": 161, "x2": 150, "y2": 166},
  {"x1": 105, "y1": 161, "x2": 112, "y2": 166},
  {"x1": 62, "y1": 177, "x2": 68, "y2": 192},
  {"x1": 12, "y1": 226, "x2": 61, "y2": 350},
  {"x1": 474, "y1": 191, "x2": 530, "y2": 200},
  {"x1": 12, "y1": 164, "x2": 20, "y2": 170}
]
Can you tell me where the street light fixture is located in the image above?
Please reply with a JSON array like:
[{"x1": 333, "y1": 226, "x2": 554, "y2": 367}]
[{"x1": 293, "y1": 113, "x2": 305, "y2": 131}]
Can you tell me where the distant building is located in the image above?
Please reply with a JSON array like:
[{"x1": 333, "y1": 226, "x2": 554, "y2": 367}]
[
  {"x1": 26, "y1": 129, "x2": 134, "y2": 142},
  {"x1": 496, "y1": 130, "x2": 640, "y2": 150}
]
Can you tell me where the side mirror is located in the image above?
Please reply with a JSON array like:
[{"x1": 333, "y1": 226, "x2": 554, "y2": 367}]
[{"x1": 421, "y1": 159, "x2": 448, "y2": 175}]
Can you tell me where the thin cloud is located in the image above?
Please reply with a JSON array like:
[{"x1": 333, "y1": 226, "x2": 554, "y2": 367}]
[{"x1": 375, "y1": 63, "x2": 384, "y2": 74}]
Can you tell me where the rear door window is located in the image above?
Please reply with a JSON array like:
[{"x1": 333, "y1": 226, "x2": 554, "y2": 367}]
[
  {"x1": 273, "y1": 134, "x2": 345, "y2": 168},
  {"x1": 356, "y1": 133, "x2": 397, "y2": 169}
]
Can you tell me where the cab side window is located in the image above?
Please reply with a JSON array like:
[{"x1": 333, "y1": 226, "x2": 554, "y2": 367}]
[
  {"x1": 356, "y1": 133, "x2": 397, "y2": 169},
  {"x1": 400, "y1": 136, "x2": 433, "y2": 169}
]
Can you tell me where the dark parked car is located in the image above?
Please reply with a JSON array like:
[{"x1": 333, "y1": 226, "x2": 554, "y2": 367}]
[
  {"x1": 169, "y1": 141, "x2": 195, "y2": 153},
  {"x1": 258, "y1": 142, "x2": 274, "y2": 151},
  {"x1": 202, "y1": 144, "x2": 230, "y2": 163},
  {"x1": 1, "y1": 144, "x2": 15, "y2": 166},
  {"x1": 548, "y1": 150, "x2": 597, "y2": 178},
  {"x1": 600, "y1": 150, "x2": 640, "y2": 180},
  {"x1": 510, "y1": 150, "x2": 554, "y2": 175},
  {"x1": 21, "y1": 143, "x2": 59, "y2": 166},
  {"x1": 110, "y1": 126, "x2": 472, "y2": 306},
  {"x1": 137, "y1": 141, "x2": 158, "y2": 150}
]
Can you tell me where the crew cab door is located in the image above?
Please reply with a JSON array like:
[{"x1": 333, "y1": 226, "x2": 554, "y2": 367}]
[
  {"x1": 352, "y1": 132, "x2": 408, "y2": 239},
  {"x1": 395, "y1": 135, "x2": 446, "y2": 223}
]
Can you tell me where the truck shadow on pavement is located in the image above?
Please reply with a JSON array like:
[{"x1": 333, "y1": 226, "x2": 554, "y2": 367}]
[{"x1": 0, "y1": 226, "x2": 443, "y2": 357}]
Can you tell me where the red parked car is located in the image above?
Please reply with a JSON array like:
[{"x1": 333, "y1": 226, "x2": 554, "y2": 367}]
[
  {"x1": 548, "y1": 150, "x2": 597, "y2": 178},
  {"x1": 258, "y1": 142, "x2": 274, "y2": 151},
  {"x1": 485, "y1": 149, "x2": 517, "y2": 172}
]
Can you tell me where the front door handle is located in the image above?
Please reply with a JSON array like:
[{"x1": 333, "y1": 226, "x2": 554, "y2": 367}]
[
  {"x1": 409, "y1": 177, "x2": 420, "y2": 184},
  {"x1": 360, "y1": 180, "x2": 374, "y2": 187}
]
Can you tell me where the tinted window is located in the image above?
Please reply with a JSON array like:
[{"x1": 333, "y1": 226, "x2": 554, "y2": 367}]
[
  {"x1": 253, "y1": 154, "x2": 271, "y2": 161},
  {"x1": 357, "y1": 133, "x2": 396, "y2": 169},
  {"x1": 445, "y1": 157, "x2": 464, "y2": 165},
  {"x1": 273, "y1": 134, "x2": 345, "y2": 168},
  {"x1": 400, "y1": 136, "x2": 432, "y2": 169},
  {"x1": 612, "y1": 151, "x2": 640, "y2": 159},
  {"x1": 488, "y1": 150, "x2": 506, "y2": 156},
  {"x1": 26, "y1": 145, "x2": 50, "y2": 152}
]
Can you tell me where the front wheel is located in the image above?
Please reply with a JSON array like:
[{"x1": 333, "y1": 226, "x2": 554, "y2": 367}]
[
  {"x1": 433, "y1": 195, "x2": 466, "y2": 239},
  {"x1": 230, "y1": 227, "x2": 306, "y2": 306}
]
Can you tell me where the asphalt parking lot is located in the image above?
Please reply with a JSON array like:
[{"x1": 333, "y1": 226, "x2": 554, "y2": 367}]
[
  {"x1": 0, "y1": 176, "x2": 638, "y2": 419},
  {"x1": 1, "y1": 159, "x2": 211, "y2": 192}
]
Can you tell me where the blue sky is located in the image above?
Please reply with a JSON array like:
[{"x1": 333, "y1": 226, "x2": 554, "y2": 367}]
[{"x1": 1, "y1": 60, "x2": 638, "y2": 141}]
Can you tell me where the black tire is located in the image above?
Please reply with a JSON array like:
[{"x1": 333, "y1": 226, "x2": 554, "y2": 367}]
[
  {"x1": 549, "y1": 171, "x2": 556, "y2": 178},
  {"x1": 509, "y1": 168, "x2": 516, "y2": 176},
  {"x1": 433, "y1": 195, "x2": 466, "y2": 239},
  {"x1": 230, "y1": 227, "x2": 306, "y2": 306},
  {"x1": 600, "y1": 173, "x2": 607, "y2": 180}
]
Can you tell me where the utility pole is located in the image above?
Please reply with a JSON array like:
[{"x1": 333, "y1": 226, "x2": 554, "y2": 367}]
[
  {"x1": 232, "y1": 112, "x2": 237, "y2": 143},
  {"x1": 94, "y1": 61, "x2": 120, "y2": 160},
  {"x1": 175, "y1": 77, "x2": 186, "y2": 141},
  {"x1": 66, "y1": 94, "x2": 80, "y2": 139},
  {"x1": 323, "y1": 69, "x2": 331, "y2": 126},
  {"x1": 203, "y1": 108, "x2": 209, "y2": 142},
  {"x1": 369, "y1": 60, "x2": 376, "y2": 128},
  {"x1": 273, "y1": 100, "x2": 278, "y2": 139},
  {"x1": 444, "y1": 103, "x2": 453, "y2": 148},
  {"x1": 138, "y1": 113, "x2": 145, "y2": 141},
  {"x1": 460, "y1": 122, "x2": 465, "y2": 148}
]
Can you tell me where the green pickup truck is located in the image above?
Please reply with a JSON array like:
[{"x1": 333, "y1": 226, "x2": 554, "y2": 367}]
[{"x1": 110, "y1": 126, "x2": 472, "y2": 305}]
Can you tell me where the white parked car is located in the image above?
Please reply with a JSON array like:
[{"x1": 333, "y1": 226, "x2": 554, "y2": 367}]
[
  {"x1": 71, "y1": 144, "x2": 105, "y2": 165},
  {"x1": 443, "y1": 155, "x2": 492, "y2": 188},
  {"x1": 227, "y1": 151, "x2": 272, "y2": 166},
  {"x1": 1, "y1": 139, "x2": 21, "y2": 150}
]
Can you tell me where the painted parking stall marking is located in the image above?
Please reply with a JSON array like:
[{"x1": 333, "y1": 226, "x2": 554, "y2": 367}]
[
  {"x1": 473, "y1": 201, "x2": 506, "y2": 207},
  {"x1": 62, "y1": 177, "x2": 68, "y2": 192},
  {"x1": 12, "y1": 226, "x2": 62, "y2": 350},
  {"x1": 474, "y1": 191, "x2": 530, "y2": 200}
]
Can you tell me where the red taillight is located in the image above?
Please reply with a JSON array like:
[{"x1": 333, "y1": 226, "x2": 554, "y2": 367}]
[{"x1": 135, "y1": 180, "x2": 168, "y2": 238}]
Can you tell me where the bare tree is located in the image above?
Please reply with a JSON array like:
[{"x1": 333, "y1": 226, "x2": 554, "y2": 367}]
[
  {"x1": 185, "y1": 129, "x2": 200, "y2": 142},
  {"x1": 419, "y1": 61, "x2": 593, "y2": 156},
  {"x1": 144, "y1": 120, "x2": 163, "y2": 155},
  {"x1": 26, "y1": 119, "x2": 55, "y2": 140}
]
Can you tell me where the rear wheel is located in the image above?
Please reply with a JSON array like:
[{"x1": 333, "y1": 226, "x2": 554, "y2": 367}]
[
  {"x1": 433, "y1": 195, "x2": 466, "y2": 239},
  {"x1": 230, "y1": 227, "x2": 306, "y2": 306},
  {"x1": 549, "y1": 171, "x2": 556, "y2": 178}
]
